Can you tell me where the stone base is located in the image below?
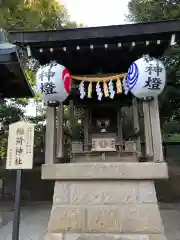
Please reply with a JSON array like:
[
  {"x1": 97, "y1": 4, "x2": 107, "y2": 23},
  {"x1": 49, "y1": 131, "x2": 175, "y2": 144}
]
[
  {"x1": 45, "y1": 233, "x2": 166, "y2": 240},
  {"x1": 42, "y1": 163, "x2": 168, "y2": 240},
  {"x1": 0, "y1": 213, "x2": 2, "y2": 227},
  {"x1": 71, "y1": 151, "x2": 138, "y2": 163}
]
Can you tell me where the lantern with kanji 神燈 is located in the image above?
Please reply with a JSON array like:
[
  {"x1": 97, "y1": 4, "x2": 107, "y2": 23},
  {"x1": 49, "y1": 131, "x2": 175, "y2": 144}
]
[
  {"x1": 36, "y1": 62, "x2": 72, "y2": 105},
  {"x1": 127, "y1": 56, "x2": 166, "y2": 99}
]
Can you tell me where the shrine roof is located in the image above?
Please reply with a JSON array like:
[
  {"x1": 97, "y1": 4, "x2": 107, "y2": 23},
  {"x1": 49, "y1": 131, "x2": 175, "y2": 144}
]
[
  {"x1": 0, "y1": 47, "x2": 34, "y2": 98},
  {"x1": 9, "y1": 20, "x2": 180, "y2": 75},
  {"x1": 10, "y1": 20, "x2": 180, "y2": 46},
  {"x1": 0, "y1": 62, "x2": 34, "y2": 98}
]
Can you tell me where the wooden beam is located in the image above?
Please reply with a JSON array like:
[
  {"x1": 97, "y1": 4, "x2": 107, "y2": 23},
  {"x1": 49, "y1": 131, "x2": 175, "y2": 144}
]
[
  {"x1": 132, "y1": 97, "x2": 141, "y2": 156},
  {"x1": 143, "y1": 101, "x2": 153, "y2": 158},
  {"x1": 45, "y1": 106, "x2": 56, "y2": 164},
  {"x1": 149, "y1": 98, "x2": 164, "y2": 162},
  {"x1": 56, "y1": 103, "x2": 64, "y2": 161}
]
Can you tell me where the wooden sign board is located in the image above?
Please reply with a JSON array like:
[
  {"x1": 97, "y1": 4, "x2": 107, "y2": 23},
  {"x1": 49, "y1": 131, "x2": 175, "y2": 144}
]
[{"x1": 6, "y1": 121, "x2": 34, "y2": 170}]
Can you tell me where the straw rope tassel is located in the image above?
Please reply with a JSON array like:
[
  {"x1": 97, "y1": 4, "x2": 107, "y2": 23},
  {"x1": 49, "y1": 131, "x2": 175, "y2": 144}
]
[
  {"x1": 116, "y1": 78, "x2": 122, "y2": 94},
  {"x1": 103, "y1": 81, "x2": 109, "y2": 97},
  {"x1": 88, "y1": 81, "x2": 92, "y2": 98},
  {"x1": 72, "y1": 73, "x2": 126, "y2": 82}
]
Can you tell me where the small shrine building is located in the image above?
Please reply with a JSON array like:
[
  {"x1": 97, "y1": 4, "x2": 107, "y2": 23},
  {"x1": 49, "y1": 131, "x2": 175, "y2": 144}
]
[{"x1": 10, "y1": 20, "x2": 180, "y2": 240}]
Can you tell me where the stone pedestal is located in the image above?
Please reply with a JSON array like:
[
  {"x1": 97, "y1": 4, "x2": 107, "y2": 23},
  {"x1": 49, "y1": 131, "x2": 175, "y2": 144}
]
[
  {"x1": 42, "y1": 163, "x2": 168, "y2": 240},
  {"x1": 0, "y1": 213, "x2": 2, "y2": 227}
]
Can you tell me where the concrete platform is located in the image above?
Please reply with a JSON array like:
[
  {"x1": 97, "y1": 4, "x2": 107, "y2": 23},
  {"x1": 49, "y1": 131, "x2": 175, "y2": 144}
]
[{"x1": 0, "y1": 203, "x2": 179, "y2": 240}]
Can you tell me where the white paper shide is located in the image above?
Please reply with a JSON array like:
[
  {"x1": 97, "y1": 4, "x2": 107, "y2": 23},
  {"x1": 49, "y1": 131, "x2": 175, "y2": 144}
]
[
  {"x1": 36, "y1": 62, "x2": 72, "y2": 103},
  {"x1": 127, "y1": 56, "x2": 166, "y2": 99}
]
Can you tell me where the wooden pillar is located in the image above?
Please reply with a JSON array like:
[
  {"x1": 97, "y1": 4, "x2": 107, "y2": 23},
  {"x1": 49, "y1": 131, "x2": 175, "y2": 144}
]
[
  {"x1": 57, "y1": 103, "x2": 64, "y2": 160},
  {"x1": 84, "y1": 108, "x2": 89, "y2": 151},
  {"x1": 45, "y1": 106, "x2": 56, "y2": 164},
  {"x1": 68, "y1": 100, "x2": 74, "y2": 161},
  {"x1": 132, "y1": 97, "x2": 141, "y2": 155},
  {"x1": 69, "y1": 100, "x2": 74, "y2": 125},
  {"x1": 143, "y1": 101, "x2": 153, "y2": 158},
  {"x1": 149, "y1": 98, "x2": 164, "y2": 162},
  {"x1": 117, "y1": 109, "x2": 123, "y2": 151}
]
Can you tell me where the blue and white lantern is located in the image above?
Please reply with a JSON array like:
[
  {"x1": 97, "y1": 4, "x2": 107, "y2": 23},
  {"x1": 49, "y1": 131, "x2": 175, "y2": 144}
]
[{"x1": 127, "y1": 56, "x2": 166, "y2": 99}]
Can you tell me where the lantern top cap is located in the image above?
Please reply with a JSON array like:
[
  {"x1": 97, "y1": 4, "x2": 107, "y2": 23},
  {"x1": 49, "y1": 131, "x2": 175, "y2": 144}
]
[
  {"x1": 0, "y1": 28, "x2": 17, "y2": 54},
  {"x1": 0, "y1": 29, "x2": 8, "y2": 43}
]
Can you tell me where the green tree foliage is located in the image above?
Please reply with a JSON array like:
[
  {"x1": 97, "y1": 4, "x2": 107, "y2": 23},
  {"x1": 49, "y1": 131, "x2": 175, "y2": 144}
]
[
  {"x1": 127, "y1": 0, "x2": 180, "y2": 139},
  {"x1": 0, "y1": 0, "x2": 70, "y2": 30},
  {"x1": 0, "y1": 0, "x2": 79, "y2": 157},
  {"x1": 0, "y1": 100, "x2": 25, "y2": 157},
  {"x1": 127, "y1": 0, "x2": 180, "y2": 23}
]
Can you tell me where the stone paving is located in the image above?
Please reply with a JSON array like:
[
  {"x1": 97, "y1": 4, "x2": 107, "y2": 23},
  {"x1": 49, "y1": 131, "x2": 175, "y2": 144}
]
[
  {"x1": 160, "y1": 203, "x2": 180, "y2": 240},
  {"x1": 0, "y1": 203, "x2": 180, "y2": 240},
  {"x1": 0, "y1": 204, "x2": 51, "y2": 240}
]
